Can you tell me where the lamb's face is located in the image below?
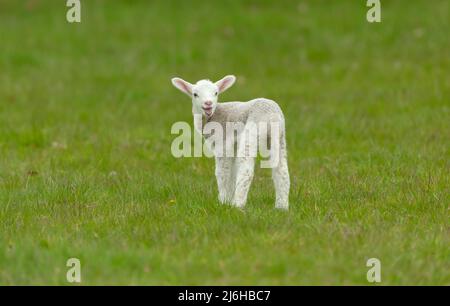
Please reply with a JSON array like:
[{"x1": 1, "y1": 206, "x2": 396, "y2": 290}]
[
  {"x1": 191, "y1": 80, "x2": 219, "y2": 117},
  {"x1": 171, "y1": 75, "x2": 236, "y2": 118}
]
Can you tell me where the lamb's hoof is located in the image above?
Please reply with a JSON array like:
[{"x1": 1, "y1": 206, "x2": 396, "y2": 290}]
[
  {"x1": 275, "y1": 203, "x2": 289, "y2": 211},
  {"x1": 231, "y1": 200, "x2": 246, "y2": 210}
]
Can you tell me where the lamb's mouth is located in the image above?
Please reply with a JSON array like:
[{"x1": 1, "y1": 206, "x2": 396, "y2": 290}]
[{"x1": 202, "y1": 106, "x2": 213, "y2": 117}]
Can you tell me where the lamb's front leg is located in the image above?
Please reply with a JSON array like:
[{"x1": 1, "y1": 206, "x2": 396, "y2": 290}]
[
  {"x1": 232, "y1": 157, "x2": 255, "y2": 208},
  {"x1": 215, "y1": 157, "x2": 234, "y2": 204}
]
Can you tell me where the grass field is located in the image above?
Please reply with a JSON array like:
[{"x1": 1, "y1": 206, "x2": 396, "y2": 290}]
[{"x1": 0, "y1": 0, "x2": 448, "y2": 285}]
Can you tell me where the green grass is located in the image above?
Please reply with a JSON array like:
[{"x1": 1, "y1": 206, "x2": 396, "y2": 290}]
[{"x1": 0, "y1": 0, "x2": 449, "y2": 285}]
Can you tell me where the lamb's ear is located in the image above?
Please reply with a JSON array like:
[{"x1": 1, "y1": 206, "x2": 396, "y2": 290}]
[
  {"x1": 171, "y1": 77, "x2": 193, "y2": 97},
  {"x1": 216, "y1": 75, "x2": 236, "y2": 94}
]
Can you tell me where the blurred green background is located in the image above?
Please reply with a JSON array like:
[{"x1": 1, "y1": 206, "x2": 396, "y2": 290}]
[{"x1": 0, "y1": 0, "x2": 448, "y2": 285}]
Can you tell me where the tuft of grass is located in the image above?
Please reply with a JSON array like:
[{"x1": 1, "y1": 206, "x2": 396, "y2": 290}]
[{"x1": 0, "y1": 0, "x2": 448, "y2": 285}]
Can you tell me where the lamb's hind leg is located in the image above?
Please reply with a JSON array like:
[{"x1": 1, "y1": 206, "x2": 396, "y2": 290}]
[
  {"x1": 215, "y1": 157, "x2": 234, "y2": 204},
  {"x1": 272, "y1": 138, "x2": 290, "y2": 210}
]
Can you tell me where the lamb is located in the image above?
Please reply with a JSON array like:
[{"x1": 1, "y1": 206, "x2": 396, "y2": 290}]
[{"x1": 171, "y1": 75, "x2": 290, "y2": 210}]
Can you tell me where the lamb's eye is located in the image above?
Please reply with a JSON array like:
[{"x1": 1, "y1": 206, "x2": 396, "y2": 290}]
[
  {"x1": 193, "y1": 93, "x2": 198, "y2": 98},
  {"x1": 215, "y1": 92, "x2": 218, "y2": 96}
]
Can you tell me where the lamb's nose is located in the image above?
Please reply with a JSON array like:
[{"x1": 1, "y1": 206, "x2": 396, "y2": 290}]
[{"x1": 204, "y1": 101, "x2": 212, "y2": 106}]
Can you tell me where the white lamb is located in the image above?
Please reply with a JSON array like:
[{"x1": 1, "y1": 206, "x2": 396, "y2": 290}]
[{"x1": 171, "y1": 75, "x2": 290, "y2": 210}]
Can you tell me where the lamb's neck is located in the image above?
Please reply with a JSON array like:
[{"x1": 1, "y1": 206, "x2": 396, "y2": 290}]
[{"x1": 192, "y1": 103, "x2": 233, "y2": 136}]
